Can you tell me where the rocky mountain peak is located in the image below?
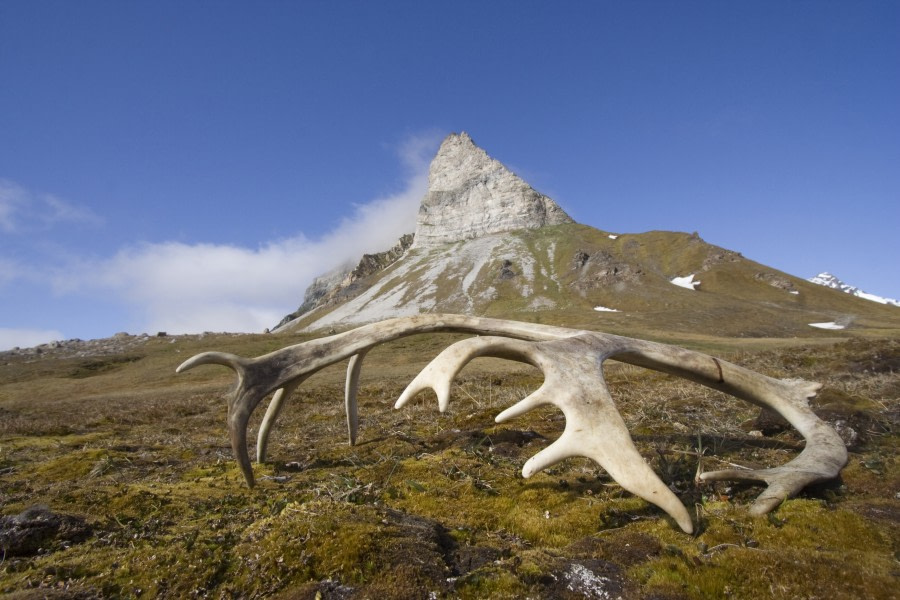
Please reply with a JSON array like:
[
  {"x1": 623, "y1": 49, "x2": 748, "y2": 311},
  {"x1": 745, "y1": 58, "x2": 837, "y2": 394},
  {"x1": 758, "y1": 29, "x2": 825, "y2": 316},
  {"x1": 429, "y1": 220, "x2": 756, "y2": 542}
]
[
  {"x1": 808, "y1": 272, "x2": 900, "y2": 306},
  {"x1": 412, "y1": 132, "x2": 573, "y2": 248}
]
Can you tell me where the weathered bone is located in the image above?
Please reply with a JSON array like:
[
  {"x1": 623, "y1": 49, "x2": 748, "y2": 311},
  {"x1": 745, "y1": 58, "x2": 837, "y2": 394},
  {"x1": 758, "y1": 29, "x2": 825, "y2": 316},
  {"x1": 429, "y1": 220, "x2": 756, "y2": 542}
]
[
  {"x1": 176, "y1": 314, "x2": 848, "y2": 534},
  {"x1": 395, "y1": 334, "x2": 695, "y2": 532}
]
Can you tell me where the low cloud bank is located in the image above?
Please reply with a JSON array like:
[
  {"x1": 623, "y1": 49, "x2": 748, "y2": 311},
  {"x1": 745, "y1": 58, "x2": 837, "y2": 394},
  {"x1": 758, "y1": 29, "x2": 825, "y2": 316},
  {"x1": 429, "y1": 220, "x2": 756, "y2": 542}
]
[{"x1": 49, "y1": 132, "x2": 439, "y2": 336}]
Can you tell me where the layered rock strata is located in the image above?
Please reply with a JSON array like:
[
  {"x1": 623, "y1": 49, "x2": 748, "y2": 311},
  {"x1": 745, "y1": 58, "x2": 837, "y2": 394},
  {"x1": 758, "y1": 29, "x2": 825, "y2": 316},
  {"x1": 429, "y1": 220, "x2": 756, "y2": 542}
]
[{"x1": 412, "y1": 132, "x2": 573, "y2": 248}]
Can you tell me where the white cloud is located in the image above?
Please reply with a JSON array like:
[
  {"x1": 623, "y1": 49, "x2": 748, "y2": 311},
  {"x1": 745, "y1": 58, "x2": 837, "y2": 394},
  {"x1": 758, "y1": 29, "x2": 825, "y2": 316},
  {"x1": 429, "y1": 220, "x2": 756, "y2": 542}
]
[
  {"x1": 396, "y1": 129, "x2": 444, "y2": 172},
  {"x1": 0, "y1": 328, "x2": 65, "y2": 351},
  {"x1": 49, "y1": 132, "x2": 442, "y2": 334},
  {"x1": 0, "y1": 178, "x2": 102, "y2": 233}
]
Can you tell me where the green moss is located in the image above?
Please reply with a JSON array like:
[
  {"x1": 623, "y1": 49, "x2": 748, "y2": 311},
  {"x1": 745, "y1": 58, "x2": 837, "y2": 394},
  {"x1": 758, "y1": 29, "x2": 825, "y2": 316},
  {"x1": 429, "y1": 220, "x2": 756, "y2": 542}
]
[
  {"x1": 813, "y1": 387, "x2": 882, "y2": 413},
  {"x1": 233, "y1": 501, "x2": 381, "y2": 586},
  {"x1": 454, "y1": 566, "x2": 527, "y2": 599},
  {"x1": 2, "y1": 333, "x2": 899, "y2": 598},
  {"x1": 35, "y1": 448, "x2": 114, "y2": 480},
  {"x1": 632, "y1": 499, "x2": 898, "y2": 600}
]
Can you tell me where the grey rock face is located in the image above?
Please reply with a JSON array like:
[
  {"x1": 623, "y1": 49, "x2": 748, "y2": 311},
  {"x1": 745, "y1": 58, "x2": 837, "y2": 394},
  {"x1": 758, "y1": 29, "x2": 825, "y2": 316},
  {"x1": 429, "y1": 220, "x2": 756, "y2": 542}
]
[
  {"x1": 348, "y1": 233, "x2": 414, "y2": 281},
  {"x1": 413, "y1": 133, "x2": 573, "y2": 248},
  {"x1": 275, "y1": 234, "x2": 415, "y2": 329},
  {"x1": 754, "y1": 272, "x2": 796, "y2": 292},
  {"x1": 570, "y1": 249, "x2": 643, "y2": 292}
]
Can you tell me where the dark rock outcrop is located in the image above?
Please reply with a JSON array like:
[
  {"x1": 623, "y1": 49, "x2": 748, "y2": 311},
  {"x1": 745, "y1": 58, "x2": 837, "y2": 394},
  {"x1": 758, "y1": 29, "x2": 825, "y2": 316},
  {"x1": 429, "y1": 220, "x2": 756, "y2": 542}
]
[{"x1": 0, "y1": 506, "x2": 92, "y2": 557}]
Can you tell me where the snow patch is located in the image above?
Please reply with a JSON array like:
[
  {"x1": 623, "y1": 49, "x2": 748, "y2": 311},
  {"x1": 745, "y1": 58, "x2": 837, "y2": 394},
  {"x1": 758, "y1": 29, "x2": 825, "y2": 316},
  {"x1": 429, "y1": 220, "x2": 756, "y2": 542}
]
[
  {"x1": 790, "y1": 290, "x2": 800, "y2": 295},
  {"x1": 608, "y1": 234, "x2": 618, "y2": 240},
  {"x1": 857, "y1": 290, "x2": 898, "y2": 305},
  {"x1": 461, "y1": 237, "x2": 504, "y2": 295},
  {"x1": 671, "y1": 274, "x2": 700, "y2": 290},
  {"x1": 593, "y1": 306, "x2": 620, "y2": 312},
  {"x1": 545, "y1": 240, "x2": 560, "y2": 288},
  {"x1": 809, "y1": 322, "x2": 846, "y2": 330},
  {"x1": 808, "y1": 272, "x2": 899, "y2": 306}
]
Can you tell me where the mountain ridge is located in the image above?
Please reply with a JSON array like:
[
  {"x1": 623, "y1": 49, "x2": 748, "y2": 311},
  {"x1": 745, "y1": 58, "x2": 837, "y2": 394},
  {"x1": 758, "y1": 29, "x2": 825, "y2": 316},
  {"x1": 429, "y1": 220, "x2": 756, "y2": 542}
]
[
  {"x1": 277, "y1": 223, "x2": 900, "y2": 338},
  {"x1": 275, "y1": 134, "x2": 900, "y2": 338},
  {"x1": 808, "y1": 272, "x2": 900, "y2": 307}
]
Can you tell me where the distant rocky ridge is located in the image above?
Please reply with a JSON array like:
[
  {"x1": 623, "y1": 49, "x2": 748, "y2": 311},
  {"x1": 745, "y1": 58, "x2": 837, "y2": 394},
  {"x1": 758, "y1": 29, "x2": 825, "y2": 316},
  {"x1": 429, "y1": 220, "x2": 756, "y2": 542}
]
[
  {"x1": 0, "y1": 331, "x2": 248, "y2": 361},
  {"x1": 808, "y1": 272, "x2": 900, "y2": 307},
  {"x1": 0, "y1": 336, "x2": 149, "y2": 360}
]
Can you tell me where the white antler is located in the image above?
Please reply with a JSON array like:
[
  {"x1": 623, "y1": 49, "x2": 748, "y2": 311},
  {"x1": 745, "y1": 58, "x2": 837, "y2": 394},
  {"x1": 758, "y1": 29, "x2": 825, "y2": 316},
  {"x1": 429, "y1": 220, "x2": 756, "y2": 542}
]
[
  {"x1": 176, "y1": 314, "x2": 847, "y2": 534},
  {"x1": 395, "y1": 334, "x2": 694, "y2": 532}
]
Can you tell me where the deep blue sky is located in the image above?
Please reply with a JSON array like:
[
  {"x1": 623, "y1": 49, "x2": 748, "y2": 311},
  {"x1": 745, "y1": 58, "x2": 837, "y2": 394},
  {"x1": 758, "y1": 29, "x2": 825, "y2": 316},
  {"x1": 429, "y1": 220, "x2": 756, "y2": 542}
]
[{"x1": 1, "y1": 1, "x2": 898, "y2": 348}]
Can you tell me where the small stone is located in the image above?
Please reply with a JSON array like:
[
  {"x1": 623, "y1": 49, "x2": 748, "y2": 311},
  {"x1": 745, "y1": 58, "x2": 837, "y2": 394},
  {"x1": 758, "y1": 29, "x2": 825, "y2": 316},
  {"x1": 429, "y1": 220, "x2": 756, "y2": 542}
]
[
  {"x1": 0, "y1": 506, "x2": 92, "y2": 557},
  {"x1": 832, "y1": 419, "x2": 858, "y2": 447}
]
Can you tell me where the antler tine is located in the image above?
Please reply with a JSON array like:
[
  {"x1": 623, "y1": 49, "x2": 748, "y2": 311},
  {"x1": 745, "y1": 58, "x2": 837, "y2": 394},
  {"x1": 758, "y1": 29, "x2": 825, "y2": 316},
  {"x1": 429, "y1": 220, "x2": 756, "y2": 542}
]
[
  {"x1": 178, "y1": 314, "x2": 847, "y2": 529},
  {"x1": 177, "y1": 315, "x2": 570, "y2": 487},
  {"x1": 395, "y1": 337, "x2": 527, "y2": 412},
  {"x1": 176, "y1": 351, "x2": 247, "y2": 375},
  {"x1": 257, "y1": 378, "x2": 307, "y2": 463},
  {"x1": 695, "y1": 379, "x2": 845, "y2": 514},
  {"x1": 256, "y1": 348, "x2": 369, "y2": 461},
  {"x1": 256, "y1": 387, "x2": 288, "y2": 464},
  {"x1": 609, "y1": 340, "x2": 846, "y2": 512},
  {"x1": 394, "y1": 334, "x2": 696, "y2": 533},
  {"x1": 176, "y1": 351, "x2": 266, "y2": 486},
  {"x1": 345, "y1": 350, "x2": 368, "y2": 446},
  {"x1": 253, "y1": 349, "x2": 368, "y2": 469}
]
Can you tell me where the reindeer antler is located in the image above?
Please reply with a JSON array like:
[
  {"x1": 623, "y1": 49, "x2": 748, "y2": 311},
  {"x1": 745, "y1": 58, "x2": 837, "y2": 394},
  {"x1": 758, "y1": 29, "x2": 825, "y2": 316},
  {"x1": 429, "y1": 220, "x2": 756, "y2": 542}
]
[{"x1": 176, "y1": 314, "x2": 847, "y2": 534}]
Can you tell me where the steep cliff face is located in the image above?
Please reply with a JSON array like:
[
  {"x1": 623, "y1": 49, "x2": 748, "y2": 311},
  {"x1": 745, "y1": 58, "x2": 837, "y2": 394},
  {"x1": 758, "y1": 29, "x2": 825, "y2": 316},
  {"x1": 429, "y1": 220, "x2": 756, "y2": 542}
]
[
  {"x1": 413, "y1": 133, "x2": 573, "y2": 248},
  {"x1": 277, "y1": 133, "x2": 573, "y2": 328}
]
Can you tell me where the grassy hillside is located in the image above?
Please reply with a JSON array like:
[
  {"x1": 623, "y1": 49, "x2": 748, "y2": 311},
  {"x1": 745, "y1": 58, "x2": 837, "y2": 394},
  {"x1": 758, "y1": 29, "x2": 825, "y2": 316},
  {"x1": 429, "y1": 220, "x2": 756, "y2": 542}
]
[
  {"x1": 1, "y1": 328, "x2": 898, "y2": 599},
  {"x1": 286, "y1": 224, "x2": 900, "y2": 340}
]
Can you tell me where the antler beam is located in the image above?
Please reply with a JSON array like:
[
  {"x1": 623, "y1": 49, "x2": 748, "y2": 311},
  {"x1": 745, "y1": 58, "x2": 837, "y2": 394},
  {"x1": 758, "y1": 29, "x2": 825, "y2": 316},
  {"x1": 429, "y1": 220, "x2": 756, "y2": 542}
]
[{"x1": 176, "y1": 314, "x2": 847, "y2": 534}]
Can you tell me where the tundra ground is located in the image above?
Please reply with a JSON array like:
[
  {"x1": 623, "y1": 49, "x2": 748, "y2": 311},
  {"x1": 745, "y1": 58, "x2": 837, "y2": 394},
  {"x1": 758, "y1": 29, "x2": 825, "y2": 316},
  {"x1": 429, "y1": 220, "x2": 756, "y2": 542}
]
[{"x1": 1, "y1": 332, "x2": 898, "y2": 599}]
